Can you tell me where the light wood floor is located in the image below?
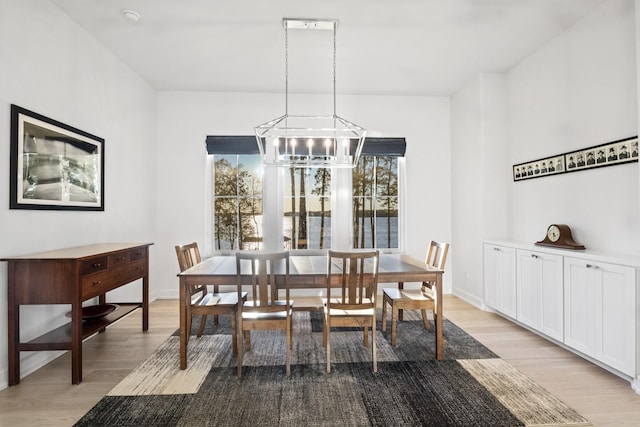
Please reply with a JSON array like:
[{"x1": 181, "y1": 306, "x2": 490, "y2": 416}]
[{"x1": 1, "y1": 295, "x2": 639, "y2": 426}]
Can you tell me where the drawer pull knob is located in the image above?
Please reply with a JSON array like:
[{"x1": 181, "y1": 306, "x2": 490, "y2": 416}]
[
  {"x1": 586, "y1": 264, "x2": 598, "y2": 269},
  {"x1": 92, "y1": 280, "x2": 102, "y2": 286},
  {"x1": 493, "y1": 247, "x2": 501, "y2": 252},
  {"x1": 92, "y1": 262, "x2": 102, "y2": 267},
  {"x1": 531, "y1": 254, "x2": 539, "y2": 259}
]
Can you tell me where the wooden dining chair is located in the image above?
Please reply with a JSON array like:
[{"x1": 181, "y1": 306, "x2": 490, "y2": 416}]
[
  {"x1": 324, "y1": 250, "x2": 379, "y2": 373},
  {"x1": 175, "y1": 242, "x2": 246, "y2": 354},
  {"x1": 381, "y1": 240, "x2": 449, "y2": 346},
  {"x1": 235, "y1": 251, "x2": 293, "y2": 378}
]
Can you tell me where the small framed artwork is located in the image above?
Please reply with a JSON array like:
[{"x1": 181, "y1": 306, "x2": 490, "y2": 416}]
[
  {"x1": 514, "y1": 136, "x2": 637, "y2": 182},
  {"x1": 513, "y1": 155, "x2": 564, "y2": 181},
  {"x1": 10, "y1": 105, "x2": 104, "y2": 210},
  {"x1": 564, "y1": 136, "x2": 637, "y2": 175}
]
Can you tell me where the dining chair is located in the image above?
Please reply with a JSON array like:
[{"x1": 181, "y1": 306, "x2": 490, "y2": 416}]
[
  {"x1": 175, "y1": 242, "x2": 246, "y2": 354},
  {"x1": 324, "y1": 250, "x2": 379, "y2": 373},
  {"x1": 381, "y1": 240, "x2": 449, "y2": 346},
  {"x1": 235, "y1": 251, "x2": 293, "y2": 378}
]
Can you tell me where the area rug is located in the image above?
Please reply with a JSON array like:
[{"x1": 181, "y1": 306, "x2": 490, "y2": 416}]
[{"x1": 75, "y1": 311, "x2": 591, "y2": 426}]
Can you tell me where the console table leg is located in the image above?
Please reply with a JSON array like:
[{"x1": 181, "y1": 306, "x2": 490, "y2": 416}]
[
  {"x1": 71, "y1": 299, "x2": 83, "y2": 384},
  {"x1": 143, "y1": 273, "x2": 149, "y2": 331}
]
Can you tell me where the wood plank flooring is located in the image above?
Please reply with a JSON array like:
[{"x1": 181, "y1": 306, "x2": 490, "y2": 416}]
[{"x1": 0, "y1": 296, "x2": 639, "y2": 426}]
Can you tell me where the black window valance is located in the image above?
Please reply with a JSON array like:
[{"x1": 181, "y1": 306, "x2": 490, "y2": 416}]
[{"x1": 206, "y1": 135, "x2": 406, "y2": 157}]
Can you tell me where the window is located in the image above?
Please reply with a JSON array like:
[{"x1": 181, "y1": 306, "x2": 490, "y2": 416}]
[
  {"x1": 284, "y1": 167, "x2": 331, "y2": 249},
  {"x1": 208, "y1": 135, "x2": 405, "y2": 252},
  {"x1": 213, "y1": 154, "x2": 262, "y2": 250},
  {"x1": 353, "y1": 156, "x2": 398, "y2": 249}
]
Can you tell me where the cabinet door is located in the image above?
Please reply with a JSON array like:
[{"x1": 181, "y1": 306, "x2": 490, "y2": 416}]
[
  {"x1": 517, "y1": 250, "x2": 563, "y2": 341},
  {"x1": 564, "y1": 257, "x2": 636, "y2": 376},
  {"x1": 564, "y1": 257, "x2": 598, "y2": 357},
  {"x1": 598, "y1": 262, "x2": 635, "y2": 376},
  {"x1": 484, "y1": 244, "x2": 516, "y2": 318}
]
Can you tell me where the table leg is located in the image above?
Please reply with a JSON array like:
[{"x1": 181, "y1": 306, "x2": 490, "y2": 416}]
[
  {"x1": 179, "y1": 276, "x2": 187, "y2": 369},
  {"x1": 142, "y1": 272, "x2": 149, "y2": 331},
  {"x1": 7, "y1": 264, "x2": 20, "y2": 386},
  {"x1": 71, "y1": 298, "x2": 83, "y2": 384},
  {"x1": 435, "y1": 273, "x2": 443, "y2": 360}
]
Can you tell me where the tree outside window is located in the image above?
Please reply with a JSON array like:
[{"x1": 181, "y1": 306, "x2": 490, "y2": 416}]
[
  {"x1": 284, "y1": 167, "x2": 331, "y2": 249},
  {"x1": 213, "y1": 155, "x2": 262, "y2": 250},
  {"x1": 353, "y1": 156, "x2": 398, "y2": 249}
]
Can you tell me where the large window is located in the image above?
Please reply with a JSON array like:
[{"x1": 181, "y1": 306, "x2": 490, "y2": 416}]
[
  {"x1": 353, "y1": 156, "x2": 398, "y2": 249},
  {"x1": 208, "y1": 136, "x2": 404, "y2": 252},
  {"x1": 213, "y1": 154, "x2": 262, "y2": 250},
  {"x1": 284, "y1": 167, "x2": 331, "y2": 249}
]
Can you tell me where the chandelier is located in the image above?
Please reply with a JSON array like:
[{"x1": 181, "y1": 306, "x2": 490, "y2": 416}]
[{"x1": 254, "y1": 18, "x2": 366, "y2": 168}]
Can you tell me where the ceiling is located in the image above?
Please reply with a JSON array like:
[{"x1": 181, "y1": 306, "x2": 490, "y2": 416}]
[{"x1": 50, "y1": 0, "x2": 607, "y2": 96}]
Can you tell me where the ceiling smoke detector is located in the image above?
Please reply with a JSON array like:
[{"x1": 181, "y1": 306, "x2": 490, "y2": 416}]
[{"x1": 122, "y1": 9, "x2": 141, "y2": 24}]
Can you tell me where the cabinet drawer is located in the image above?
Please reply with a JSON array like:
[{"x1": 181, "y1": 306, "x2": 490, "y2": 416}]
[
  {"x1": 109, "y1": 252, "x2": 130, "y2": 268},
  {"x1": 82, "y1": 260, "x2": 147, "y2": 299},
  {"x1": 81, "y1": 256, "x2": 108, "y2": 275},
  {"x1": 129, "y1": 247, "x2": 147, "y2": 261}
]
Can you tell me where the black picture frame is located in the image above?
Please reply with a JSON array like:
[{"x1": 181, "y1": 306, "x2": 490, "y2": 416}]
[
  {"x1": 513, "y1": 136, "x2": 638, "y2": 182},
  {"x1": 10, "y1": 104, "x2": 104, "y2": 210}
]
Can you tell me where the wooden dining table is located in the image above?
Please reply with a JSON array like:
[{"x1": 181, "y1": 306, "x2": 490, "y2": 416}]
[{"x1": 177, "y1": 252, "x2": 444, "y2": 369}]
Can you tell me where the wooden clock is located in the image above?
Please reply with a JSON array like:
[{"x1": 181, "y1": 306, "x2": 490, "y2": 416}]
[{"x1": 536, "y1": 224, "x2": 585, "y2": 250}]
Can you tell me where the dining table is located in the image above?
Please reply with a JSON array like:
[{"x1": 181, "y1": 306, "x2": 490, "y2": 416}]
[{"x1": 177, "y1": 252, "x2": 444, "y2": 369}]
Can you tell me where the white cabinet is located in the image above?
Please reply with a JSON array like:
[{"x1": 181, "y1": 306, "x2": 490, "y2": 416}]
[
  {"x1": 516, "y1": 249, "x2": 563, "y2": 341},
  {"x1": 484, "y1": 240, "x2": 640, "y2": 393},
  {"x1": 483, "y1": 244, "x2": 516, "y2": 318},
  {"x1": 564, "y1": 256, "x2": 636, "y2": 377}
]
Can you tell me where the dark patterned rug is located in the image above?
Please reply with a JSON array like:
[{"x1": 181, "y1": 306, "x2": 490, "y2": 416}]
[{"x1": 74, "y1": 311, "x2": 590, "y2": 426}]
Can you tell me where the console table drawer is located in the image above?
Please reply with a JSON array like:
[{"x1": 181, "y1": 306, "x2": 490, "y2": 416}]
[
  {"x1": 82, "y1": 260, "x2": 147, "y2": 298},
  {"x1": 81, "y1": 256, "x2": 108, "y2": 275},
  {"x1": 129, "y1": 247, "x2": 147, "y2": 261}
]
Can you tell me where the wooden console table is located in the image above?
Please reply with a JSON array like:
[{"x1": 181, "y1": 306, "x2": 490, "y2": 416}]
[{"x1": 2, "y1": 243, "x2": 152, "y2": 385}]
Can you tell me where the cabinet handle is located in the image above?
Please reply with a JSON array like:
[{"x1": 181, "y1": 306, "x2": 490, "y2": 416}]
[
  {"x1": 92, "y1": 280, "x2": 102, "y2": 286},
  {"x1": 92, "y1": 262, "x2": 102, "y2": 268},
  {"x1": 531, "y1": 254, "x2": 540, "y2": 259},
  {"x1": 493, "y1": 247, "x2": 501, "y2": 252},
  {"x1": 586, "y1": 264, "x2": 598, "y2": 269}
]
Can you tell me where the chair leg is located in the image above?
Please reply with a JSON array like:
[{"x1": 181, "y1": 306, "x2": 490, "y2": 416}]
[
  {"x1": 230, "y1": 312, "x2": 238, "y2": 355},
  {"x1": 381, "y1": 298, "x2": 388, "y2": 333},
  {"x1": 196, "y1": 315, "x2": 207, "y2": 337},
  {"x1": 244, "y1": 331, "x2": 251, "y2": 352},
  {"x1": 325, "y1": 312, "x2": 331, "y2": 373},
  {"x1": 286, "y1": 315, "x2": 291, "y2": 376},
  {"x1": 421, "y1": 309, "x2": 431, "y2": 332},
  {"x1": 391, "y1": 306, "x2": 397, "y2": 347},
  {"x1": 323, "y1": 313, "x2": 328, "y2": 348},
  {"x1": 372, "y1": 318, "x2": 377, "y2": 373},
  {"x1": 363, "y1": 326, "x2": 368, "y2": 347},
  {"x1": 237, "y1": 319, "x2": 243, "y2": 378},
  {"x1": 213, "y1": 315, "x2": 219, "y2": 326},
  {"x1": 398, "y1": 282, "x2": 404, "y2": 321}
]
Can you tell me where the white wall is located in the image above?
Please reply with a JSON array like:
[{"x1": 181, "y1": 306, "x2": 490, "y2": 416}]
[
  {"x1": 451, "y1": 74, "x2": 509, "y2": 306},
  {"x1": 451, "y1": 0, "x2": 638, "y2": 305},
  {"x1": 507, "y1": 0, "x2": 637, "y2": 254},
  {"x1": 0, "y1": 1, "x2": 157, "y2": 388},
  {"x1": 155, "y1": 92, "x2": 451, "y2": 297}
]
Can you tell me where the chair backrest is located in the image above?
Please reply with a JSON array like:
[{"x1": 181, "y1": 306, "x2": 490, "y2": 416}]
[
  {"x1": 175, "y1": 242, "x2": 202, "y2": 272},
  {"x1": 326, "y1": 250, "x2": 379, "y2": 309},
  {"x1": 235, "y1": 251, "x2": 290, "y2": 311},
  {"x1": 425, "y1": 240, "x2": 449, "y2": 271}
]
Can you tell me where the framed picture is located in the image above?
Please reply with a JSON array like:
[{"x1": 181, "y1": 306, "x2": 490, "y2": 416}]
[
  {"x1": 10, "y1": 105, "x2": 104, "y2": 210},
  {"x1": 513, "y1": 136, "x2": 637, "y2": 182}
]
